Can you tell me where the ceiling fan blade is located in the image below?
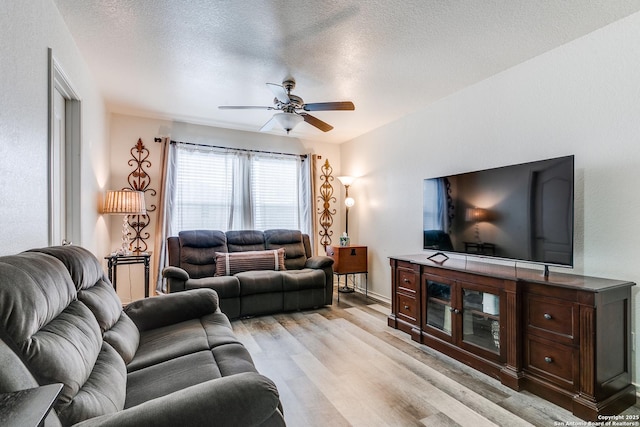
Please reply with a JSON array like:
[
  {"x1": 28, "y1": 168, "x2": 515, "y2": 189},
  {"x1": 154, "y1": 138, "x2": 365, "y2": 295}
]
[
  {"x1": 218, "y1": 106, "x2": 273, "y2": 110},
  {"x1": 303, "y1": 101, "x2": 355, "y2": 111},
  {"x1": 259, "y1": 116, "x2": 277, "y2": 132},
  {"x1": 266, "y1": 83, "x2": 290, "y2": 104},
  {"x1": 301, "y1": 113, "x2": 334, "y2": 132}
]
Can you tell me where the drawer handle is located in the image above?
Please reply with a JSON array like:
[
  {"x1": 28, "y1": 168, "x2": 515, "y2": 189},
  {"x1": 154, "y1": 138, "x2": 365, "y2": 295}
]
[
  {"x1": 449, "y1": 307, "x2": 460, "y2": 314},
  {"x1": 403, "y1": 305, "x2": 410, "y2": 310},
  {"x1": 544, "y1": 356, "x2": 553, "y2": 364},
  {"x1": 403, "y1": 278, "x2": 410, "y2": 283},
  {"x1": 543, "y1": 313, "x2": 552, "y2": 320}
]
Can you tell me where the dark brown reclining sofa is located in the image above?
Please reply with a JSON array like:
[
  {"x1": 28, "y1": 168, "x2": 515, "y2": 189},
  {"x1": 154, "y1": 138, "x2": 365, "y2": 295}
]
[{"x1": 163, "y1": 229, "x2": 334, "y2": 318}]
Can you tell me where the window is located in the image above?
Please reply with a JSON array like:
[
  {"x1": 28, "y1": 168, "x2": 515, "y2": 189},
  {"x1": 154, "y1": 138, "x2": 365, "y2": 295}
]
[{"x1": 172, "y1": 144, "x2": 308, "y2": 233}]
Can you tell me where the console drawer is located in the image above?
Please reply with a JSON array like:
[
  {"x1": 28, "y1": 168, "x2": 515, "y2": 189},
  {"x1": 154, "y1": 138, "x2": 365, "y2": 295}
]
[
  {"x1": 526, "y1": 294, "x2": 575, "y2": 341},
  {"x1": 398, "y1": 268, "x2": 418, "y2": 293},
  {"x1": 525, "y1": 335, "x2": 578, "y2": 389},
  {"x1": 396, "y1": 293, "x2": 418, "y2": 325}
]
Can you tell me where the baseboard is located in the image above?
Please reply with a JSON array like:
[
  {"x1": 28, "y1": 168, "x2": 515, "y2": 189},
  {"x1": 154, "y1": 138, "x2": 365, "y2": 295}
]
[{"x1": 353, "y1": 286, "x2": 391, "y2": 306}]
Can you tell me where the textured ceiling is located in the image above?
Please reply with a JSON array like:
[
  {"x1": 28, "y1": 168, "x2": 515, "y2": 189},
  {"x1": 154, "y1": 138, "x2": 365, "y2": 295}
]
[{"x1": 53, "y1": 0, "x2": 640, "y2": 143}]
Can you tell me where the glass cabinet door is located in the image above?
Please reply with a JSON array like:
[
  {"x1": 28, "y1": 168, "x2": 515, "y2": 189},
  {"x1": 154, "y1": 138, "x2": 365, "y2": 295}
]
[
  {"x1": 426, "y1": 280, "x2": 452, "y2": 335},
  {"x1": 461, "y1": 287, "x2": 500, "y2": 354}
]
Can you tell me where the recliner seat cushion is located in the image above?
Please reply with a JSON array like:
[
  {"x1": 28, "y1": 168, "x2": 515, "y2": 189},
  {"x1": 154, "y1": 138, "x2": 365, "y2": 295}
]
[
  {"x1": 125, "y1": 350, "x2": 221, "y2": 409},
  {"x1": 235, "y1": 270, "x2": 284, "y2": 295},
  {"x1": 127, "y1": 319, "x2": 210, "y2": 373},
  {"x1": 281, "y1": 269, "x2": 326, "y2": 291}
]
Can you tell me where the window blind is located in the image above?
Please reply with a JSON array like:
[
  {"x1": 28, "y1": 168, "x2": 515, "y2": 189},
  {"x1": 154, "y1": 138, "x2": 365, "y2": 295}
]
[{"x1": 172, "y1": 144, "x2": 304, "y2": 233}]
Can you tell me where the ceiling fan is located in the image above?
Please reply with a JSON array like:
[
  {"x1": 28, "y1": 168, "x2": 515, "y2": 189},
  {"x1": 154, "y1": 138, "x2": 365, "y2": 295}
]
[{"x1": 219, "y1": 78, "x2": 355, "y2": 134}]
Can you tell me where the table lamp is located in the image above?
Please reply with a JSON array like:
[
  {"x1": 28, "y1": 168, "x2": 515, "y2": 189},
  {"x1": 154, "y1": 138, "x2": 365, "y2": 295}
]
[{"x1": 103, "y1": 190, "x2": 146, "y2": 255}]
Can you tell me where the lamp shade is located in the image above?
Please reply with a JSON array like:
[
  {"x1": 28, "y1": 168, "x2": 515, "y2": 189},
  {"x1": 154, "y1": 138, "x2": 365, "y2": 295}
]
[
  {"x1": 336, "y1": 176, "x2": 356, "y2": 187},
  {"x1": 103, "y1": 190, "x2": 146, "y2": 215},
  {"x1": 465, "y1": 207, "x2": 488, "y2": 222},
  {"x1": 273, "y1": 112, "x2": 303, "y2": 133}
]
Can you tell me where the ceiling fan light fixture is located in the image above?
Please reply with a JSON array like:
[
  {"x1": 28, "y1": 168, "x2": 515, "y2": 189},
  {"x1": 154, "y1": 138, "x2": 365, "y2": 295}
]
[{"x1": 274, "y1": 112, "x2": 303, "y2": 134}]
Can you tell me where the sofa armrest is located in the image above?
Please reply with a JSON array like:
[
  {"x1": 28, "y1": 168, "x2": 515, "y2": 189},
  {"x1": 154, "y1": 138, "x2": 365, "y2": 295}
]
[
  {"x1": 305, "y1": 256, "x2": 334, "y2": 306},
  {"x1": 72, "y1": 372, "x2": 284, "y2": 427},
  {"x1": 305, "y1": 255, "x2": 334, "y2": 270},
  {"x1": 124, "y1": 288, "x2": 219, "y2": 332},
  {"x1": 162, "y1": 266, "x2": 190, "y2": 281},
  {"x1": 162, "y1": 266, "x2": 190, "y2": 293}
]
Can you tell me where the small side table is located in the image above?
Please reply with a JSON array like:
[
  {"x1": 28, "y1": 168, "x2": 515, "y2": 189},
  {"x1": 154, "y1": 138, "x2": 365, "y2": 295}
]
[
  {"x1": 326, "y1": 245, "x2": 368, "y2": 302},
  {"x1": 105, "y1": 252, "x2": 151, "y2": 298},
  {"x1": 0, "y1": 383, "x2": 63, "y2": 427}
]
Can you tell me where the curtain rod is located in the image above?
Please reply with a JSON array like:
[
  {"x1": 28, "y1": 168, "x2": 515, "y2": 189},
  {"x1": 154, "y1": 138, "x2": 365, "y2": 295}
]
[{"x1": 154, "y1": 138, "x2": 307, "y2": 159}]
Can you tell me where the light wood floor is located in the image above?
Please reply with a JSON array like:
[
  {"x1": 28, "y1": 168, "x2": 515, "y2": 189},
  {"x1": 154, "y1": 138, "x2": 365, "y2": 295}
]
[{"x1": 231, "y1": 290, "x2": 640, "y2": 427}]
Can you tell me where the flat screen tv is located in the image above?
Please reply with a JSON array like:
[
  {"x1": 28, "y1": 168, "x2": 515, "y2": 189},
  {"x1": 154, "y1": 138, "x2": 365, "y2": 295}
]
[{"x1": 423, "y1": 155, "x2": 574, "y2": 267}]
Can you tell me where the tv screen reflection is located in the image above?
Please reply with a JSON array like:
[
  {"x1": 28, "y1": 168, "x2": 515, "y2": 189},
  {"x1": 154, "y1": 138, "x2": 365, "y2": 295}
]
[{"x1": 423, "y1": 156, "x2": 574, "y2": 266}]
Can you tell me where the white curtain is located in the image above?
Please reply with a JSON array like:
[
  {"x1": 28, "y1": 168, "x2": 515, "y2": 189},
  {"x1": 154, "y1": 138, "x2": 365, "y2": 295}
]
[
  {"x1": 153, "y1": 138, "x2": 176, "y2": 294},
  {"x1": 298, "y1": 153, "x2": 314, "y2": 251}
]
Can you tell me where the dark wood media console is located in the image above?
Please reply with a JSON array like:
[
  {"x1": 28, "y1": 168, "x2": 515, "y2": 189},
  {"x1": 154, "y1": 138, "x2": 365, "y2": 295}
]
[{"x1": 387, "y1": 254, "x2": 636, "y2": 421}]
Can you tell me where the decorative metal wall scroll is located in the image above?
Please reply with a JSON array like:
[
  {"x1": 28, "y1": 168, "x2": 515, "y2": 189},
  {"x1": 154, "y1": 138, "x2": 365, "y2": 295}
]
[
  {"x1": 124, "y1": 138, "x2": 156, "y2": 252},
  {"x1": 317, "y1": 159, "x2": 336, "y2": 247}
]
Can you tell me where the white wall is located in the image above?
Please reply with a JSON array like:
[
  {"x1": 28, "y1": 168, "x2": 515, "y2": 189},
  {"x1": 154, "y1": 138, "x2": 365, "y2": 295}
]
[
  {"x1": 341, "y1": 11, "x2": 640, "y2": 381},
  {"x1": 109, "y1": 114, "x2": 341, "y2": 302},
  {"x1": 0, "y1": 0, "x2": 110, "y2": 256}
]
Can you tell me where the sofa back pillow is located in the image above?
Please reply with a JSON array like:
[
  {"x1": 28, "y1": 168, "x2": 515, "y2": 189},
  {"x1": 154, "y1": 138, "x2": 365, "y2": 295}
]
[
  {"x1": 178, "y1": 230, "x2": 228, "y2": 279},
  {"x1": 226, "y1": 230, "x2": 266, "y2": 252},
  {"x1": 30, "y1": 246, "x2": 141, "y2": 364},
  {"x1": 264, "y1": 229, "x2": 308, "y2": 270},
  {"x1": 214, "y1": 248, "x2": 286, "y2": 276}
]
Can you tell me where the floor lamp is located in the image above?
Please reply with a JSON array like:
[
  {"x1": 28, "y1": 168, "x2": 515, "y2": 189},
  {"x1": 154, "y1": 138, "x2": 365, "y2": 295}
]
[{"x1": 337, "y1": 176, "x2": 356, "y2": 242}]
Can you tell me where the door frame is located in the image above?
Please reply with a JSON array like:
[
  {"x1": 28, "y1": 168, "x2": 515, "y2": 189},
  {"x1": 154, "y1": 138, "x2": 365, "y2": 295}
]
[{"x1": 48, "y1": 48, "x2": 82, "y2": 246}]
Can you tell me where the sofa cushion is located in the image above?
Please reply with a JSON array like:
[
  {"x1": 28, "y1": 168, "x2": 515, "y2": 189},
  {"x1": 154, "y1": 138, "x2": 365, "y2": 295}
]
[
  {"x1": 103, "y1": 313, "x2": 140, "y2": 364},
  {"x1": 264, "y1": 229, "x2": 308, "y2": 270},
  {"x1": 78, "y1": 280, "x2": 124, "y2": 332},
  {"x1": 185, "y1": 275, "x2": 241, "y2": 298},
  {"x1": 0, "y1": 253, "x2": 76, "y2": 340},
  {"x1": 214, "y1": 248, "x2": 286, "y2": 276},
  {"x1": 29, "y1": 245, "x2": 106, "y2": 291},
  {"x1": 200, "y1": 311, "x2": 244, "y2": 347},
  {"x1": 213, "y1": 343, "x2": 259, "y2": 377},
  {"x1": 226, "y1": 230, "x2": 266, "y2": 252},
  {"x1": 282, "y1": 269, "x2": 327, "y2": 291},
  {"x1": 58, "y1": 342, "x2": 127, "y2": 426},
  {"x1": 235, "y1": 270, "x2": 284, "y2": 295},
  {"x1": 125, "y1": 350, "x2": 221, "y2": 409},
  {"x1": 30, "y1": 246, "x2": 124, "y2": 333},
  {"x1": 127, "y1": 319, "x2": 210, "y2": 373},
  {"x1": 179, "y1": 230, "x2": 228, "y2": 279}
]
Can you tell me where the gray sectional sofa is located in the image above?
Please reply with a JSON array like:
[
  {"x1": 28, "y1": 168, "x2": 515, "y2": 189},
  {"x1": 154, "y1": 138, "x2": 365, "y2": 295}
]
[
  {"x1": 163, "y1": 229, "x2": 334, "y2": 319},
  {"x1": 0, "y1": 245, "x2": 285, "y2": 426}
]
